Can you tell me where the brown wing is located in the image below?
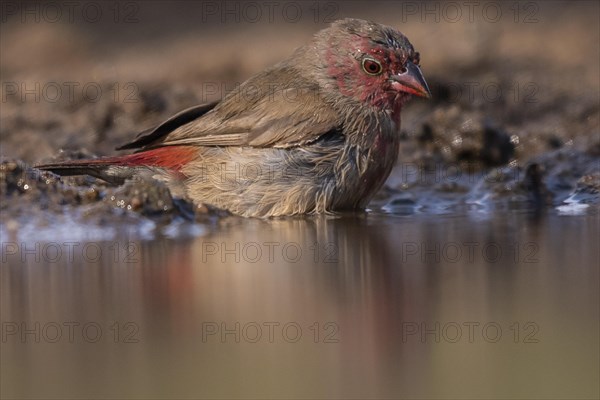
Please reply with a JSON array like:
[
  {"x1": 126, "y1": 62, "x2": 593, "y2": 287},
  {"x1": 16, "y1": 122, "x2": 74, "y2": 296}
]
[
  {"x1": 118, "y1": 65, "x2": 342, "y2": 151},
  {"x1": 116, "y1": 101, "x2": 218, "y2": 151}
]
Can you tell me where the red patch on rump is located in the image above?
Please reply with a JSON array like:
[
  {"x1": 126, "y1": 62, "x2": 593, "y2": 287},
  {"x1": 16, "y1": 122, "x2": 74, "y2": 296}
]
[
  {"x1": 120, "y1": 146, "x2": 197, "y2": 172},
  {"x1": 83, "y1": 146, "x2": 197, "y2": 176}
]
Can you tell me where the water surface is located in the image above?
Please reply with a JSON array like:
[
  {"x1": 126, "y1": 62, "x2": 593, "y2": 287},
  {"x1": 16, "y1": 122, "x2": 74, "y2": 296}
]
[{"x1": 2, "y1": 210, "x2": 598, "y2": 399}]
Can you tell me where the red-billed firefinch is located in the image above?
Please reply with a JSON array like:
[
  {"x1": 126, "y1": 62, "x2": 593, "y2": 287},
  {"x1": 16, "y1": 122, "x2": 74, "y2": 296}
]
[{"x1": 37, "y1": 18, "x2": 430, "y2": 217}]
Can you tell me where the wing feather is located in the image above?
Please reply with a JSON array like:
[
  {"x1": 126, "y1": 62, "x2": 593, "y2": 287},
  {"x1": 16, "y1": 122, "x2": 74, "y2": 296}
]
[{"x1": 117, "y1": 65, "x2": 342, "y2": 151}]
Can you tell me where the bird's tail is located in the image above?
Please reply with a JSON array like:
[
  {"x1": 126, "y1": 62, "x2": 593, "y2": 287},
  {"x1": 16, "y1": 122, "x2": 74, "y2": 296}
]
[{"x1": 35, "y1": 146, "x2": 197, "y2": 184}]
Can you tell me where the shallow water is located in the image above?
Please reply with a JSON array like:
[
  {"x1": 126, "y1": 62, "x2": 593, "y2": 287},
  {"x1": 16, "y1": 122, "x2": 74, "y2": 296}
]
[{"x1": 2, "y1": 208, "x2": 598, "y2": 399}]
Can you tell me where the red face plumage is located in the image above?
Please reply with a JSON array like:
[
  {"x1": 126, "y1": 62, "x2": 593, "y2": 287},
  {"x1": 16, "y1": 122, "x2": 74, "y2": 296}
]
[{"x1": 321, "y1": 20, "x2": 430, "y2": 114}]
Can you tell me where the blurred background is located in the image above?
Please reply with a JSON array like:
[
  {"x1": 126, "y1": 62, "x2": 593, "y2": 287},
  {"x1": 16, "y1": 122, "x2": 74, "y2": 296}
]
[{"x1": 1, "y1": 1, "x2": 599, "y2": 399}]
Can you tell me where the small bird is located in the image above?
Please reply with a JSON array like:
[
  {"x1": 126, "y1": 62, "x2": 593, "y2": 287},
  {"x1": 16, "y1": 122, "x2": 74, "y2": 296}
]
[{"x1": 37, "y1": 18, "x2": 430, "y2": 217}]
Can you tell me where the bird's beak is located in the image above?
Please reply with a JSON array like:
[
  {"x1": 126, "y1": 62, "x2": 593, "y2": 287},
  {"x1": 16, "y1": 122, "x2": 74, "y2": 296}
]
[{"x1": 390, "y1": 61, "x2": 431, "y2": 99}]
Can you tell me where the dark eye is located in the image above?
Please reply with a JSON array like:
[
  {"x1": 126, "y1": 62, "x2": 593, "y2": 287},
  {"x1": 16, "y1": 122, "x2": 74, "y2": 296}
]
[{"x1": 362, "y1": 58, "x2": 383, "y2": 75}]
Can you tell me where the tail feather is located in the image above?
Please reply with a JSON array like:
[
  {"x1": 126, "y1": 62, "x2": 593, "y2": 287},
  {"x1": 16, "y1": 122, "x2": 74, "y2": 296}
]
[
  {"x1": 36, "y1": 159, "x2": 138, "y2": 184},
  {"x1": 35, "y1": 146, "x2": 197, "y2": 184}
]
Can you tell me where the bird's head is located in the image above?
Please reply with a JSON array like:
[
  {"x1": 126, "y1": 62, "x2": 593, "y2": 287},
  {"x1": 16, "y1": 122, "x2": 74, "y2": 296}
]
[{"x1": 311, "y1": 18, "x2": 430, "y2": 113}]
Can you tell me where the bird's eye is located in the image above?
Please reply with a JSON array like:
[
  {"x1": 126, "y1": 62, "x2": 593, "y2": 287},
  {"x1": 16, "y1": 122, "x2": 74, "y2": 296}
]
[{"x1": 362, "y1": 58, "x2": 383, "y2": 75}]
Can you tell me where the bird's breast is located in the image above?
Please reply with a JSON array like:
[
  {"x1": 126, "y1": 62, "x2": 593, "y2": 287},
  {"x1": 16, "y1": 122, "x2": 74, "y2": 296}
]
[{"x1": 334, "y1": 122, "x2": 400, "y2": 208}]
